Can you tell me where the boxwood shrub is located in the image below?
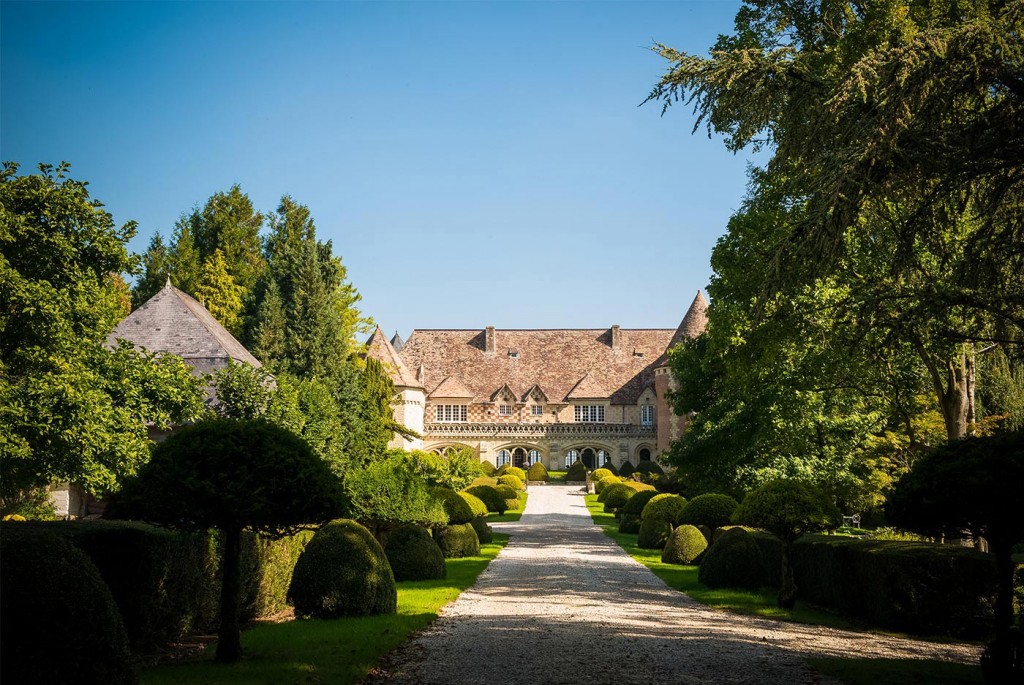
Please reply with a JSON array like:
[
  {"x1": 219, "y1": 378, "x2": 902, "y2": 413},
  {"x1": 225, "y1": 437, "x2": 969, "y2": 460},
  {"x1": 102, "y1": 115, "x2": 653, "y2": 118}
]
[
  {"x1": 496, "y1": 465, "x2": 526, "y2": 482},
  {"x1": 661, "y1": 524, "x2": 709, "y2": 565},
  {"x1": 679, "y1": 494, "x2": 739, "y2": 530},
  {"x1": 434, "y1": 488, "x2": 474, "y2": 524},
  {"x1": 464, "y1": 484, "x2": 507, "y2": 515},
  {"x1": 619, "y1": 461, "x2": 636, "y2": 477},
  {"x1": 383, "y1": 524, "x2": 447, "y2": 581},
  {"x1": 497, "y1": 474, "x2": 525, "y2": 491},
  {"x1": 698, "y1": 527, "x2": 767, "y2": 590},
  {"x1": 618, "y1": 514, "x2": 641, "y2": 534},
  {"x1": 591, "y1": 468, "x2": 615, "y2": 482},
  {"x1": 288, "y1": 519, "x2": 397, "y2": 618},
  {"x1": 459, "y1": 492, "x2": 489, "y2": 519},
  {"x1": 621, "y1": 490, "x2": 659, "y2": 518},
  {"x1": 637, "y1": 518, "x2": 672, "y2": 549},
  {"x1": 527, "y1": 462, "x2": 549, "y2": 482},
  {"x1": 1, "y1": 529, "x2": 137, "y2": 685},
  {"x1": 635, "y1": 461, "x2": 665, "y2": 476},
  {"x1": 470, "y1": 476, "x2": 499, "y2": 488},
  {"x1": 566, "y1": 461, "x2": 588, "y2": 482},
  {"x1": 494, "y1": 484, "x2": 520, "y2": 511},
  {"x1": 471, "y1": 516, "x2": 493, "y2": 544},
  {"x1": 434, "y1": 522, "x2": 481, "y2": 558},
  {"x1": 479, "y1": 461, "x2": 497, "y2": 477},
  {"x1": 641, "y1": 494, "x2": 688, "y2": 525},
  {"x1": 600, "y1": 483, "x2": 636, "y2": 511},
  {"x1": 595, "y1": 475, "x2": 621, "y2": 494}
]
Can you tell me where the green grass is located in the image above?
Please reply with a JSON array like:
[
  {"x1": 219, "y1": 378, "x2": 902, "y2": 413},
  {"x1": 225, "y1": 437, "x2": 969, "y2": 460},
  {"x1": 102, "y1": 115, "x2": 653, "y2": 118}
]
[
  {"x1": 583, "y1": 495, "x2": 854, "y2": 629},
  {"x1": 487, "y1": 491, "x2": 528, "y2": 522},
  {"x1": 141, "y1": 534, "x2": 509, "y2": 685},
  {"x1": 805, "y1": 657, "x2": 981, "y2": 685},
  {"x1": 547, "y1": 470, "x2": 568, "y2": 483}
]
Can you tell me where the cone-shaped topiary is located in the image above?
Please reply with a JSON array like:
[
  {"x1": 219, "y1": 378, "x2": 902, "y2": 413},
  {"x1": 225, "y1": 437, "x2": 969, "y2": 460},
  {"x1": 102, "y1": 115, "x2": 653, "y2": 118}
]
[
  {"x1": 459, "y1": 492, "x2": 489, "y2": 519},
  {"x1": 595, "y1": 475, "x2": 621, "y2": 494},
  {"x1": 697, "y1": 526, "x2": 765, "y2": 590},
  {"x1": 591, "y1": 468, "x2": 615, "y2": 482},
  {"x1": 433, "y1": 488, "x2": 474, "y2": 524},
  {"x1": 661, "y1": 525, "x2": 708, "y2": 565},
  {"x1": 566, "y1": 461, "x2": 588, "y2": 482},
  {"x1": 383, "y1": 524, "x2": 447, "y2": 581},
  {"x1": 600, "y1": 483, "x2": 636, "y2": 510},
  {"x1": 637, "y1": 518, "x2": 672, "y2": 549},
  {"x1": 618, "y1": 514, "x2": 641, "y2": 534},
  {"x1": 619, "y1": 460, "x2": 635, "y2": 477},
  {"x1": 641, "y1": 494, "x2": 688, "y2": 525},
  {"x1": 479, "y1": 461, "x2": 497, "y2": 477},
  {"x1": 470, "y1": 516, "x2": 493, "y2": 544},
  {"x1": 679, "y1": 494, "x2": 740, "y2": 530},
  {"x1": 288, "y1": 519, "x2": 397, "y2": 618},
  {"x1": 434, "y1": 522, "x2": 480, "y2": 558},
  {"x1": 464, "y1": 485, "x2": 507, "y2": 515},
  {"x1": 604, "y1": 462, "x2": 619, "y2": 476},
  {"x1": 621, "y1": 490, "x2": 659, "y2": 518},
  {"x1": 527, "y1": 462, "x2": 549, "y2": 482},
  {"x1": 0, "y1": 530, "x2": 136, "y2": 685},
  {"x1": 497, "y1": 474, "x2": 525, "y2": 491},
  {"x1": 635, "y1": 461, "x2": 665, "y2": 476}
]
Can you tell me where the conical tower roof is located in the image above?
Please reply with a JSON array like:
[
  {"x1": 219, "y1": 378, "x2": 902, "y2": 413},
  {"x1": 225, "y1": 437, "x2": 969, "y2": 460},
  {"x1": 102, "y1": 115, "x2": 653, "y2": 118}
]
[
  {"x1": 390, "y1": 331, "x2": 406, "y2": 353},
  {"x1": 365, "y1": 326, "x2": 421, "y2": 388},
  {"x1": 654, "y1": 290, "x2": 709, "y2": 368}
]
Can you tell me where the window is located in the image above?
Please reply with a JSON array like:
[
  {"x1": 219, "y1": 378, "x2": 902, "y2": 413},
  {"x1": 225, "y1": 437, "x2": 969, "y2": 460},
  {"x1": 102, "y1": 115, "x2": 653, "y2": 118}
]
[
  {"x1": 531, "y1": 405, "x2": 543, "y2": 416},
  {"x1": 529, "y1": 449, "x2": 541, "y2": 465},
  {"x1": 436, "y1": 404, "x2": 467, "y2": 422},
  {"x1": 498, "y1": 404, "x2": 513, "y2": 416},
  {"x1": 639, "y1": 448, "x2": 652, "y2": 462},
  {"x1": 497, "y1": 449, "x2": 511, "y2": 467},
  {"x1": 574, "y1": 405, "x2": 605, "y2": 422},
  {"x1": 597, "y1": 450, "x2": 610, "y2": 467},
  {"x1": 564, "y1": 450, "x2": 579, "y2": 468},
  {"x1": 508, "y1": 350, "x2": 520, "y2": 359},
  {"x1": 640, "y1": 405, "x2": 655, "y2": 426}
]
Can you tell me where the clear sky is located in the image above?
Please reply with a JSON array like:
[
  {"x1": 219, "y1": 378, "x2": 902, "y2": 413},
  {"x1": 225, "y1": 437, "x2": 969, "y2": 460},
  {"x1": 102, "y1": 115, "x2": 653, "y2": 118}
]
[{"x1": 2, "y1": 1, "x2": 758, "y2": 336}]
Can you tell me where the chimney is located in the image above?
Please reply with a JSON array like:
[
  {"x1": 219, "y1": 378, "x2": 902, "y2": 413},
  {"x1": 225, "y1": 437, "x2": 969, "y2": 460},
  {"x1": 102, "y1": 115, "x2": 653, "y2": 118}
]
[
  {"x1": 610, "y1": 325, "x2": 622, "y2": 350},
  {"x1": 485, "y1": 326, "x2": 496, "y2": 354}
]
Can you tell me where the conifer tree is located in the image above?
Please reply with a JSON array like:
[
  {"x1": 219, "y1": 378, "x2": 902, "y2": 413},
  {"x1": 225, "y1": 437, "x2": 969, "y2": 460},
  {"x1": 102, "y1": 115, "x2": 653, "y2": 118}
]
[
  {"x1": 133, "y1": 232, "x2": 169, "y2": 306},
  {"x1": 196, "y1": 249, "x2": 244, "y2": 335},
  {"x1": 167, "y1": 220, "x2": 202, "y2": 295}
]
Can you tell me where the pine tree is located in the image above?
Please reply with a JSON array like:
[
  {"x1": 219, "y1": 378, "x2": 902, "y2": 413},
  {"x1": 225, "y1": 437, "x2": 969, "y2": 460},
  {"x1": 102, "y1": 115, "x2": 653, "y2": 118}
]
[
  {"x1": 167, "y1": 219, "x2": 202, "y2": 295},
  {"x1": 196, "y1": 249, "x2": 244, "y2": 335},
  {"x1": 133, "y1": 232, "x2": 169, "y2": 306}
]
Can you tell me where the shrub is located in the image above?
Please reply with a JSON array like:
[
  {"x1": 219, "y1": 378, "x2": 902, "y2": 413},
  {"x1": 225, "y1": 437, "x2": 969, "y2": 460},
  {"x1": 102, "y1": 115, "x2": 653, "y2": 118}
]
[
  {"x1": 383, "y1": 525, "x2": 446, "y2": 581},
  {"x1": 527, "y1": 462, "x2": 549, "y2": 482},
  {"x1": 464, "y1": 485, "x2": 507, "y2": 515},
  {"x1": 621, "y1": 491, "x2": 659, "y2": 518},
  {"x1": 433, "y1": 488, "x2": 474, "y2": 524},
  {"x1": 641, "y1": 493, "x2": 688, "y2": 525},
  {"x1": 497, "y1": 474, "x2": 525, "y2": 491},
  {"x1": 595, "y1": 475, "x2": 621, "y2": 494},
  {"x1": 661, "y1": 525, "x2": 709, "y2": 565},
  {"x1": 496, "y1": 465, "x2": 526, "y2": 482},
  {"x1": 698, "y1": 527, "x2": 767, "y2": 590},
  {"x1": 471, "y1": 516, "x2": 493, "y2": 544},
  {"x1": 1, "y1": 529, "x2": 136, "y2": 685},
  {"x1": 600, "y1": 483, "x2": 636, "y2": 511},
  {"x1": 604, "y1": 463, "x2": 619, "y2": 476},
  {"x1": 618, "y1": 515, "x2": 641, "y2": 534},
  {"x1": 343, "y1": 453, "x2": 448, "y2": 540},
  {"x1": 459, "y1": 492, "x2": 489, "y2": 519},
  {"x1": 637, "y1": 518, "x2": 672, "y2": 549},
  {"x1": 288, "y1": 519, "x2": 397, "y2": 619},
  {"x1": 680, "y1": 494, "x2": 740, "y2": 529},
  {"x1": 479, "y1": 461, "x2": 497, "y2": 476},
  {"x1": 566, "y1": 461, "x2": 588, "y2": 482},
  {"x1": 591, "y1": 468, "x2": 615, "y2": 482},
  {"x1": 470, "y1": 477, "x2": 498, "y2": 488},
  {"x1": 619, "y1": 460, "x2": 636, "y2": 477},
  {"x1": 495, "y1": 483, "x2": 519, "y2": 503},
  {"x1": 635, "y1": 461, "x2": 665, "y2": 476},
  {"x1": 434, "y1": 522, "x2": 480, "y2": 558},
  {"x1": 625, "y1": 480, "x2": 657, "y2": 492}
]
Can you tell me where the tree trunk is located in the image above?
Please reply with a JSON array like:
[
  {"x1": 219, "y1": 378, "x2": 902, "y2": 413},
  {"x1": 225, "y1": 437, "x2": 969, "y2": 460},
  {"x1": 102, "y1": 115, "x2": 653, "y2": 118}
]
[
  {"x1": 216, "y1": 527, "x2": 243, "y2": 663},
  {"x1": 778, "y1": 541, "x2": 797, "y2": 610},
  {"x1": 914, "y1": 338, "x2": 970, "y2": 441},
  {"x1": 966, "y1": 347, "x2": 977, "y2": 435}
]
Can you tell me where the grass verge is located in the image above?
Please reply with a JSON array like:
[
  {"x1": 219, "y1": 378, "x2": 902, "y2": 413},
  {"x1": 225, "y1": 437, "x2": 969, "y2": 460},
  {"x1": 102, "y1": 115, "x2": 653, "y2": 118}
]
[
  {"x1": 488, "y1": 491, "x2": 528, "y2": 522},
  {"x1": 141, "y1": 533, "x2": 509, "y2": 685},
  {"x1": 804, "y1": 657, "x2": 982, "y2": 685}
]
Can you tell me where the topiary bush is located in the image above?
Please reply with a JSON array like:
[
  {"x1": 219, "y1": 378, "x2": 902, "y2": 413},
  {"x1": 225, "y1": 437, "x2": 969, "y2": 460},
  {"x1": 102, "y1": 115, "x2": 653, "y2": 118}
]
[
  {"x1": 637, "y1": 518, "x2": 672, "y2": 549},
  {"x1": 527, "y1": 462, "x2": 549, "y2": 482},
  {"x1": 661, "y1": 524, "x2": 709, "y2": 565},
  {"x1": 618, "y1": 515, "x2": 641, "y2": 534},
  {"x1": 625, "y1": 480, "x2": 657, "y2": 492},
  {"x1": 641, "y1": 493, "x2": 688, "y2": 525},
  {"x1": 288, "y1": 519, "x2": 397, "y2": 619},
  {"x1": 470, "y1": 516, "x2": 493, "y2": 544},
  {"x1": 479, "y1": 461, "x2": 497, "y2": 477},
  {"x1": 600, "y1": 483, "x2": 636, "y2": 511},
  {"x1": 621, "y1": 490, "x2": 659, "y2": 518},
  {"x1": 566, "y1": 461, "x2": 588, "y2": 482},
  {"x1": 1, "y1": 529, "x2": 136, "y2": 685},
  {"x1": 496, "y1": 465, "x2": 526, "y2": 482},
  {"x1": 635, "y1": 461, "x2": 665, "y2": 476},
  {"x1": 459, "y1": 492, "x2": 489, "y2": 519},
  {"x1": 595, "y1": 475, "x2": 621, "y2": 494},
  {"x1": 604, "y1": 462, "x2": 619, "y2": 476},
  {"x1": 619, "y1": 460, "x2": 636, "y2": 477},
  {"x1": 497, "y1": 474, "x2": 525, "y2": 491},
  {"x1": 434, "y1": 522, "x2": 481, "y2": 558},
  {"x1": 698, "y1": 526, "x2": 767, "y2": 590},
  {"x1": 495, "y1": 484, "x2": 520, "y2": 511},
  {"x1": 591, "y1": 468, "x2": 615, "y2": 482},
  {"x1": 433, "y1": 488, "x2": 474, "y2": 524},
  {"x1": 469, "y1": 477, "x2": 498, "y2": 488},
  {"x1": 680, "y1": 494, "x2": 739, "y2": 529},
  {"x1": 464, "y1": 485, "x2": 507, "y2": 515},
  {"x1": 383, "y1": 525, "x2": 447, "y2": 581}
]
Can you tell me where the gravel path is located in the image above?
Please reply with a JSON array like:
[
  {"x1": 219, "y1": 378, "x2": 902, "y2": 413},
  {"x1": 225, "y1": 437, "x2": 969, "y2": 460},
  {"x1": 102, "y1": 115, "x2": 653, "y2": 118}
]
[{"x1": 373, "y1": 485, "x2": 979, "y2": 684}]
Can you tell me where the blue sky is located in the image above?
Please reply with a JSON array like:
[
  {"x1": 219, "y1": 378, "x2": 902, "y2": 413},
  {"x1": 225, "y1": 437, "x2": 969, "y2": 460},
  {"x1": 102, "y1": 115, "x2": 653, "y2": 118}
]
[{"x1": 2, "y1": 1, "x2": 757, "y2": 335}]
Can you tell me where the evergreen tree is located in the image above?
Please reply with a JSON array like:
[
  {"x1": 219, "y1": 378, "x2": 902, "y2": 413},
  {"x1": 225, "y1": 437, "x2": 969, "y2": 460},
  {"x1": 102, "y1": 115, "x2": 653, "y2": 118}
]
[
  {"x1": 190, "y1": 184, "x2": 264, "y2": 293},
  {"x1": 166, "y1": 219, "x2": 202, "y2": 295},
  {"x1": 195, "y1": 249, "x2": 244, "y2": 335},
  {"x1": 133, "y1": 232, "x2": 169, "y2": 306}
]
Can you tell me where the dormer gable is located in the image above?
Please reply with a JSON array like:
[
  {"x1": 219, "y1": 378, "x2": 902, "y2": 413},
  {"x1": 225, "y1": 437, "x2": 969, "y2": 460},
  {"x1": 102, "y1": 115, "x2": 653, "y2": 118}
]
[
  {"x1": 521, "y1": 384, "x2": 549, "y2": 403},
  {"x1": 490, "y1": 383, "x2": 519, "y2": 404}
]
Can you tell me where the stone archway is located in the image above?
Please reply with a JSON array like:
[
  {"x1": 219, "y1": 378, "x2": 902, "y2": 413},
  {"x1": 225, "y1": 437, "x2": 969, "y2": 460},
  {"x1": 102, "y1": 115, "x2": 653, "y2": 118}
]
[
  {"x1": 513, "y1": 447, "x2": 528, "y2": 469},
  {"x1": 581, "y1": 448, "x2": 597, "y2": 469}
]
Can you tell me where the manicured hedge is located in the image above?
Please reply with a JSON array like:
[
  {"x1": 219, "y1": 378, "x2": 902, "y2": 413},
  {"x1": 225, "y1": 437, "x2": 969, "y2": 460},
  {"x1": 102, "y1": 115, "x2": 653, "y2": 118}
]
[
  {"x1": 471, "y1": 516, "x2": 493, "y2": 544},
  {"x1": 591, "y1": 468, "x2": 615, "y2": 482},
  {"x1": 679, "y1": 494, "x2": 739, "y2": 529},
  {"x1": 635, "y1": 461, "x2": 665, "y2": 476},
  {"x1": 479, "y1": 461, "x2": 497, "y2": 477},
  {"x1": 618, "y1": 515, "x2": 641, "y2": 534},
  {"x1": 459, "y1": 492, "x2": 489, "y2": 519},
  {"x1": 497, "y1": 474, "x2": 525, "y2": 491},
  {"x1": 434, "y1": 523, "x2": 481, "y2": 558},
  {"x1": 496, "y1": 465, "x2": 526, "y2": 482},
  {"x1": 601, "y1": 483, "x2": 636, "y2": 511},
  {"x1": 698, "y1": 526, "x2": 766, "y2": 590},
  {"x1": 470, "y1": 476, "x2": 499, "y2": 488},
  {"x1": 527, "y1": 462, "x2": 549, "y2": 482},
  {"x1": 641, "y1": 494, "x2": 688, "y2": 525},
  {"x1": 464, "y1": 485, "x2": 507, "y2": 514},
  {"x1": 621, "y1": 490, "x2": 659, "y2": 518},
  {"x1": 662, "y1": 525, "x2": 708, "y2": 565},
  {"x1": 384, "y1": 524, "x2": 447, "y2": 581},
  {"x1": 495, "y1": 484, "x2": 520, "y2": 511},
  {"x1": 619, "y1": 461, "x2": 635, "y2": 477},
  {"x1": 566, "y1": 461, "x2": 588, "y2": 482},
  {"x1": 434, "y1": 488, "x2": 475, "y2": 524},
  {"x1": 1, "y1": 529, "x2": 137, "y2": 685},
  {"x1": 595, "y1": 475, "x2": 621, "y2": 494},
  {"x1": 637, "y1": 518, "x2": 672, "y2": 549}
]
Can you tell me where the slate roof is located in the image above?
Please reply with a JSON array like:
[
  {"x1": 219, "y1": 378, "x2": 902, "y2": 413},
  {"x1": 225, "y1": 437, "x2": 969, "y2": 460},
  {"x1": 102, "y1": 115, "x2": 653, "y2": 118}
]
[
  {"x1": 429, "y1": 375, "x2": 476, "y2": 399},
  {"x1": 365, "y1": 326, "x2": 421, "y2": 388},
  {"x1": 390, "y1": 331, "x2": 405, "y2": 353},
  {"x1": 107, "y1": 280, "x2": 261, "y2": 376}
]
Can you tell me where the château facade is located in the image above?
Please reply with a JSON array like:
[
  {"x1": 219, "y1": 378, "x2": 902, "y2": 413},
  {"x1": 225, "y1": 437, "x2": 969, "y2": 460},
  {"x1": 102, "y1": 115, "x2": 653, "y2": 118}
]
[{"x1": 367, "y1": 291, "x2": 708, "y2": 471}]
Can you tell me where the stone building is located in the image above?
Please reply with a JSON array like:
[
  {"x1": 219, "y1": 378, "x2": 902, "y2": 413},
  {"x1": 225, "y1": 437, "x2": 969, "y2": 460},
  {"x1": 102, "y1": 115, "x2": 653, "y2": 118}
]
[{"x1": 368, "y1": 291, "x2": 708, "y2": 470}]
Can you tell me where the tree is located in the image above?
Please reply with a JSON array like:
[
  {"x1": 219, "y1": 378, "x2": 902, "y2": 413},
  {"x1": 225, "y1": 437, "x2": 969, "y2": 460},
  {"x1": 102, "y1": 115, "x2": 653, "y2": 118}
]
[
  {"x1": 133, "y1": 232, "x2": 169, "y2": 307},
  {"x1": 195, "y1": 249, "x2": 244, "y2": 335},
  {"x1": 0, "y1": 162, "x2": 206, "y2": 506},
  {"x1": 733, "y1": 479, "x2": 841, "y2": 608},
  {"x1": 343, "y1": 452, "x2": 447, "y2": 542},
  {"x1": 887, "y1": 432, "x2": 1024, "y2": 682},
  {"x1": 115, "y1": 418, "x2": 347, "y2": 663}
]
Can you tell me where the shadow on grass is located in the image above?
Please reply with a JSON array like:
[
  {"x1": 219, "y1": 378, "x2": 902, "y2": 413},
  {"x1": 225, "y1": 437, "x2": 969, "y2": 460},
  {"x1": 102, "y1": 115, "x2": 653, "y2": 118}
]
[
  {"x1": 141, "y1": 534, "x2": 509, "y2": 685},
  {"x1": 805, "y1": 657, "x2": 982, "y2": 685},
  {"x1": 487, "y1": 492, "x2": 528, "y2": 522}
]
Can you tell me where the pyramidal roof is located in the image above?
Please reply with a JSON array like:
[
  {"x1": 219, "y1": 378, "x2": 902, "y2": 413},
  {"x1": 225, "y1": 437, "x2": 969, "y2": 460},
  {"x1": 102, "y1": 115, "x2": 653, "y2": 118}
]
[
  {"x1": 429, "y1": 375, "x2": 476, "y2": 399},
  {"x1": 390, "y1": 331, "x2": 405, "y2": 353},
  {"x1": 654, "y1": 290, "x2": 709, "y2": 368},
  {"x1": 564, "y1": 371, "x2": 609, "y2": 400},
  {"x1": 107, "y1": 280, "x2": 261, "y2": 375},
  {"x1": 365, "y1": 326, "x2": 421, "y2": 388}
]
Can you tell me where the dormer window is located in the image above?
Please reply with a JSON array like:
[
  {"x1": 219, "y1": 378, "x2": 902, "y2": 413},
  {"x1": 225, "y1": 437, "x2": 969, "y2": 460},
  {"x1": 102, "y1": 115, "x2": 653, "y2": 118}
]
[
  {"x1": 508, "y1": 350, "x2": 519, "y2": 359},
  {"x1": 498, "y1": 404, "x2": 513, "y2": 416},
  {"x1": 531, "y1": 405, "x2": 543, "y2": 416}
]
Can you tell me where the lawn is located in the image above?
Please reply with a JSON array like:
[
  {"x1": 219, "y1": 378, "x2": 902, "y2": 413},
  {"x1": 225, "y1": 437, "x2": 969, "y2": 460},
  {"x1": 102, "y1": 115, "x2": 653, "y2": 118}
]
[
  {"x1": 804, "y1": 658, "x2": 982, "y2": 685},
  {"x1": 142, "y1": 533, "x2": 509, "y2": 685},
  {"x1": 487, "y1": 491, "x2": 528, "y2": 522}
]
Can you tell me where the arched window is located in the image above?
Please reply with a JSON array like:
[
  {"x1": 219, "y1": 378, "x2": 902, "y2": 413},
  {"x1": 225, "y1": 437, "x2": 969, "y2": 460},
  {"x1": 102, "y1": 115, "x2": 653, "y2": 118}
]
[
  {"x1": 564, "y1": 450, "x2": 579, "y2": 468},
  {"x1": 513, "y1": 448, "x2": 527, "y2": 468},
  {"x1": 529, "y1": 449, "x2": 541, "y2": 465},
  {"x1": 497, "y1": 449, "x2": 511, "y2": 467},
  {"x1": 597, "y1": 449, "x2": 610, "y2": 467},
  {"x1": 639, "y1": 448, "x2": 651, "y2": 462}
]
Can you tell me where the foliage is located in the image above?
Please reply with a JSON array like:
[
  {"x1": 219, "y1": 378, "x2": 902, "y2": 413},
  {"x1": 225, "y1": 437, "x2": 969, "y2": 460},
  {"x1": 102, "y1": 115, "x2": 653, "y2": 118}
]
[
  {"x1": 641, "y1": 493, "x2": 688, "y2": 525},
  {"x1": 478, "y1": 461, "x2": 497, "y2": 477},
  {"x1": 595, "y1": 475, "x2": 621, "y2": 494},
  {"x1": 734, "y1": 480, "x2": 841, "y2": 543},
  {"x1": 195, "y1": 248, "x2": 244, "y2": 335},
  {"x1": 679, "y1": 494, "x2": 739, "y2": 530},
  {"x1": 637, "y1": 518, "x2": 673, "y2": 549},
  {"x1": 288, "y1": 519, "x2": 397, "y2": 619},
  {"x1": 618, "y1": 460, "x2": 635, "y2": 477},
  {"x1": 344, "y1": 453, "x2": 447, "y2": 539},
  {"x1": 459, "y1": 492, "x2": 488, "y2": 519},
  {"x1": 1, "y1": 162, "x2": 207, "y2": 500},
  {"x1": 698, "y1": 527, "x2": 766, "y2": 590},
  {"x1": 382, "y1": 524, "x2": 446, "y2": 582},
  {"x1": 591, "y1": 468, "x2": 615, "y2": 482},
  {"x1": 497, "y1": 474, "x2": 524, "y2": 491},
  {"x1": 494, "y1": 483, "x2": 519, "y2": 504},
  {"x1": 405, "y1": 447, "x2": 482, "y2": 491},
  {"x1": 496, "y1": 465, "x2": 526, "y2": 481},
  {"x1": 621, "y1": 490, "x2": 659, "y2": 518},
  {"x1": 635, "y1": 461, "x2": 665, "y2": 476},
  {"x1": 599, "y1": 483, "x2": 636, "y2": 510},
  {"x1": 0, "y1": 528, "x2": 136, "y2": 685},
  {"x1": 1, "y1": 486, "x2": 56, "y2": 520},
  {"x1": 566, "y1": 460, "x2": 588, "y2": 481},
  {"x1": 434, "y1": 522, "x2": 480, "y2": 558},
  {"x1": 464, "y1": 484, "x2": 507, "y2": 515},
  {"x1": 527, "y1": 461, "x2": 549, "y2": 481},
  {"x1": 433, "y1": 488, "x2": 473, "y2": 525},
  {"x1": 618, "y1": 515, "x2": 641, "y2": 534},
  {"x1": 470, "y1": 516, "x2": 493, "y2": 544},
  {"x1": 662, "y1": 524, "x2": 708, "y2": 565}
]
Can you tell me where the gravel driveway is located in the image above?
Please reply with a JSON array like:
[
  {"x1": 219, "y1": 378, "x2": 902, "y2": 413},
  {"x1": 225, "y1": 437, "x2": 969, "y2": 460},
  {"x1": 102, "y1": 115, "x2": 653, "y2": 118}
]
[{"x1": 372, "y1": 485, "x2": 979, "y2": 684}]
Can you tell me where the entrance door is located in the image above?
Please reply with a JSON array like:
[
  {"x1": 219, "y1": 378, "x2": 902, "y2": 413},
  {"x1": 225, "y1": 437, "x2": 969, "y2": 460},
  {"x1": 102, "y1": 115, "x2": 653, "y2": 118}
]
[
  {"x1": 513, "y1": 448, "x2": 527, "y2": 469},
  {"x1": 581, "y1": 448, "x2": 596, "y2": 469}
]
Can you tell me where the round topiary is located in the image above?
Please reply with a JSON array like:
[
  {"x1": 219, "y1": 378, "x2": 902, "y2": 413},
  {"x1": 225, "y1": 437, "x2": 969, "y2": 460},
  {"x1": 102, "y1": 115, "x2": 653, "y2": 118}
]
[
  {"x1": 470, "y1": 516, "x2": 493, "y2": 544},
  {"x1": 566, "y1": 461, "x2": 588, "y2": 482},
  {"x1": 497, "y1": 465, "x2": 526, "y2": 482},
  {"x1": 288, "y1": 519, "x2": 397, "y2": 618},
  {"x1": 526, "y1": 462, "x2": 549, "y2": 482},
  {"x1": 434, "y1": 522, "x2": 480, "y2": 558},
  {"x1": 619, "y1": 460, "x2": 636, "y2": 477},
  {"x1": 641, "y1": 493, "x2": 688, "y2": 525},
  {"x1": 469, "y1": 476, "x2": 498, "y2": 488},
  {"x1": 601, "y1": 483, "x2": 636, "y2": 510},
  {"x1": 621, "y1": 490, "x2": 659, "y2": 518},
  {"x1": 618, "y1": 514, "x2": 641, "y2": 534},
  {"x1": 459, "y1": 492, "x2": 489, "y2": 519},
  {"x1": 661, "y1": 524, "x2": 709, "y2": 565},
  {"x1": 383, "y1": 524, "x2": 447, "y2": 581},
  {"x1": 625, "y1": 480, "x2": 657, "y2": 492},
  {"x1": 464, "y1": 485, "x2": 507, "y2": 514},
  {"x1": 595, "y1": 475, "x2": 621, "y2": 494},
  {"x1": 635, "y1": 461, "x2": 665, "y2": 476},
  {"x1": 0, "y1": 530, "x2": 136, "y2": 685},
  {"x1": 433, "y1": 488, "x2": 475, "y2": 524},
  {"x1": 591, "y1": 468, "x2": 615, "y2": 482},
  {"x1": 495, "y1": 483, "x2": 519, "y2": 503},
  {"x1": 479, "y1": 461, "x2": 497, "y2": 477},
  {"x1": 679, "y1": 494, "x2": 740, "y2": 530},
  {"x1": 497, "y1": 474, "x2": 525, "y2": 491},
  {"x1": 697, "y1": 526, "x2": 766, "y2": 590},
  {"x1": 637, "y1": 518, "x2": 672, "y2": 549}
]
